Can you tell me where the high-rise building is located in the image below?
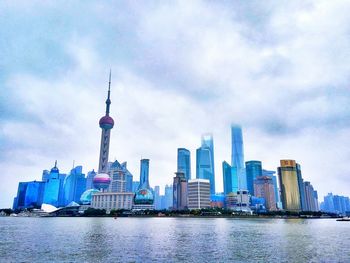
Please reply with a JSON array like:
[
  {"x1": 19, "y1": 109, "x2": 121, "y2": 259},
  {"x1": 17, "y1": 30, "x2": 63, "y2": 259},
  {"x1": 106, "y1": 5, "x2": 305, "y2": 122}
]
[
  {"x1": 262, "y1": 169, "x2": 280, "y2": 208},
  {"x1": 296, "y1": 164, "x2": 307, "y2": 211},
  {"x1": 196, "y1": 134, "x2": 215, "y2": 195},
  {"x1": 245, "y1": 160, "x2": 262, "y2": 195},
  {"x1": 63, "y1": 166, "x2": 86, "y2": 206},
  {"x1": 86, "y1": 169, "x2": 96, "y2": 190},
  {"x1": 304, "y1": 181, "x2": 319, "y2": 212},
  {"x1": 188, "y1": 179, "x2": 211, "y2": 209},
  {"x1": 42, "y1": 170, "x2": 50, "y2": 182},
  {"x1": 98, "y1": 71, "x2": 114, "y2": 173},
  {"x1": 109, "y1": 160, "x2": 127, "y2": 192},
  {"x1": 222, "y1": 161, "x2": 238, "y2": 196},
  {"x1": 177, "y1": 148, "x2": 191, "y2": 181},
  {"x1": 278, "y1": 160, "x2": 301, "y2": 212},
  {"x1": 231, "y1": 125, "x2": 247, "y2": 190},
  {"x1": 132, "y1": 181, "x2": 140, "y2": 192},
  {"x1": 253, "y1": 176, "x2": 276, "y2": 211},
  {"x1": 173, "y1": 172, "x2": 188, "y2": 210},
  {"x1": 154, "y1": 185, "x2": 161, "y2": 210},
  {"x1": 43, "y1": 161, "x2": 66, "y2": 207},
  {"x1": 13, "y1": 181, "x2": 45, "y2": 210},
  {"x1": 139, "y1": 159, "x2": 150, "y2": 190},
  {"x1": 133, "y1": 159, "x2": 154, "y2": 210},
  {"x1": 164, "y1": 184, "x2": 173, "y2": 210}
]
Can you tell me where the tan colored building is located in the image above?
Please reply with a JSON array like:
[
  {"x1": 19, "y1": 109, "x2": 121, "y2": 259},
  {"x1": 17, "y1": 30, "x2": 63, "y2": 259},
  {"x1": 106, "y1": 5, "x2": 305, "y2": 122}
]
[
  {"x1": 278, "y1": 160, "x2": 301, "y2": 212},
  {"x1": 91, "y1": 192, "x2": 134, "y2": 213},
  {"x1": 254, "y1": 176, "x2": 277, "y2": 211}
]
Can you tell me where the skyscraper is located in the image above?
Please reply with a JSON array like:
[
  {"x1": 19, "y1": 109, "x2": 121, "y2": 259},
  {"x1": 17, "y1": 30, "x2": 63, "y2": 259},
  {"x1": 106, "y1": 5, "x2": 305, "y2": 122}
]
[
  {"x1": 245, "y1": 160, "x2": 262, "y2": 195},
  {"x1": 196, "y1": 134, "x2": 215, "y2": 195},
  {"x1": 43, "y1": 161, "x2": 66, "y2": 207},
  {"x1": 86, "y1": 169, "x2": 96, "y2": 190},
  {"x1": 177, "y1": 148, "x2": 191, "y2": 181},
  {"x1": 139, "y1": 159, "x2": 150, "y2": 190},
  {"x1": 278, "y1": 160, "x2": 301, "y2": 212},
  {"x1": 173, "y1": 172, "x2": 188, "y2": 210},
  {"x1": 296, "y1": 163, "x2": 307, "y2": 211},
  {"x1": 164, "y1": 184, "x2": 173, "y2": 210},
  {"x1": 231, "y1": 125, "x2": 247, "y2": 190},
  {"x1": 262, "y1": 169, "x2": 280, "y2": 208},
  {"x1": 63, "y1": 166, "x2": 86, "y2": 206},
  {"x1": 253, "y1": 176, "x2": 276, "y2": 211},
  {"x1": 108, "y1": 160, "x2": 127, "y2": 192},
  {"x1": 222, "y1": 161, "x2": 238, "y2": 196},
  {"x1": 98, "y1": 71, "x2": 114, "y2": 173}
]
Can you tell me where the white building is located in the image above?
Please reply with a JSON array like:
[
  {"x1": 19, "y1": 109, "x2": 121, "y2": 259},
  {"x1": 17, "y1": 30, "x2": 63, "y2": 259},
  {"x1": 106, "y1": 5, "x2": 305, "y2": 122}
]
[
  {"x1": 91, "y1": 192, "x2": 134, "y2": 212},
  {"x1": 188, "y1": 179, "x2": 211, "y2": 209}
]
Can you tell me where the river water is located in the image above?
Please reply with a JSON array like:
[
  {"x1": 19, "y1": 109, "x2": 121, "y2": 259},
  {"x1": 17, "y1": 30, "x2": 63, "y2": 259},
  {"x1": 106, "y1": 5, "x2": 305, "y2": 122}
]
[{"x1": 0, "y1": 217, "x2": 349, "y2": 262}]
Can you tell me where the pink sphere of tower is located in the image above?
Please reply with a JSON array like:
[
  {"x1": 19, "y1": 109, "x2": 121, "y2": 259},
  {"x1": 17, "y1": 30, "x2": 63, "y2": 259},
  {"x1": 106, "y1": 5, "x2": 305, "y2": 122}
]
[{"x1": 93, "y1": 173, "x2": 111, "y2": 190}]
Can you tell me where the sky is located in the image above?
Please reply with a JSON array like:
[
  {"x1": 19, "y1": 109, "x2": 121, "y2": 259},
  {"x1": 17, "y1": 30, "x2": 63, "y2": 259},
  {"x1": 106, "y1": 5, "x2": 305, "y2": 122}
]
[{"x1": 1, "y1": 0, "x2": 350, "y2": 208}]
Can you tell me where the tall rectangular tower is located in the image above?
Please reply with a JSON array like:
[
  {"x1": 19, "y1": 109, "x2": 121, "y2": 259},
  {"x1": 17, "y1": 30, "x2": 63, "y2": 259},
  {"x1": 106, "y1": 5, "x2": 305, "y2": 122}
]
[{"x1": 231, "y1": 125, "x2": 247, "y2": 190}]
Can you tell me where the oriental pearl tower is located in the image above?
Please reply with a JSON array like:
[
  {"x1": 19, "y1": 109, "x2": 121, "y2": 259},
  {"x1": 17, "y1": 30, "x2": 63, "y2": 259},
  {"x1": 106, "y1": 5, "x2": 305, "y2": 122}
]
[{"x1": 93, "y1": 72, "x2": 114, "y2": 192}]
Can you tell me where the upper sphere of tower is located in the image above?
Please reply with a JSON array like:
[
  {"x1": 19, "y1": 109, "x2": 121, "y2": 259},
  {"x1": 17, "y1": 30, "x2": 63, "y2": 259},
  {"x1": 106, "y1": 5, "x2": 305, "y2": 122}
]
[{"x1": 99, "y1": 115, "x2": 114, "y2": 129}]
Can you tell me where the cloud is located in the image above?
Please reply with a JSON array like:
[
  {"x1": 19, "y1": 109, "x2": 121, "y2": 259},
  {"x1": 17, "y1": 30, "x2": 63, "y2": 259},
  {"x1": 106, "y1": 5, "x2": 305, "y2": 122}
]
[{"x1": 1, "y1": 0, "x2": 350, "y2": 207}]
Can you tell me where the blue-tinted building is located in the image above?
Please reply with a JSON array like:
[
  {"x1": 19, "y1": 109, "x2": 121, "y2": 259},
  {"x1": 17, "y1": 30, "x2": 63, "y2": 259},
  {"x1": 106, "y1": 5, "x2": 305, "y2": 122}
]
[
  {"x1": 245, "y1": 161, "x2": 262, "y2": 195},
  {"x1": 139, "y1": 159, "x2": 150, "y2": 190},
  {"x1": 177, "y1": 148, "x2": 191, "y2": 181},
  {"x1": 121, "y1": 162, "x2": 133, "y2": 192},
  {"x1": 196, "y1": 134, "x2": 215, "y2": 195},
  {"x1": 132, "y1": 181, "x2": 140, "y2": 192},
  {"x1": 43, "y1": 162, "x2": 66, "y2": 207},
  {"x1": 63, "y1": 166, "x2": 86, "y2": 206},
  {"x1": 164, "y1": 184, "x2": 173, "y2": 209},
  {"x1": 86, "y1": 169, "x2": 96, "y2": 190},
  {"x1": 295, "y1": 163, "x2": 307, "y2": 211},
  {"x1": 231, "y1": 125, "x2": 247, "y2": 190},
  {"x1": 13, "y1": 181, "x2": 46, "y2": 210},
  {"x1": 222, "y1": 161, "x2": 238, "y2": 196}
]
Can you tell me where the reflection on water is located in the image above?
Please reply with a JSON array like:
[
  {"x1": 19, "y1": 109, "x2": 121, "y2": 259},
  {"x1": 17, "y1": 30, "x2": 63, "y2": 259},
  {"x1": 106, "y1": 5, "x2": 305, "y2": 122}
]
[{"x1": 0, "y1": 217, "x2": 349, "y2": 262}]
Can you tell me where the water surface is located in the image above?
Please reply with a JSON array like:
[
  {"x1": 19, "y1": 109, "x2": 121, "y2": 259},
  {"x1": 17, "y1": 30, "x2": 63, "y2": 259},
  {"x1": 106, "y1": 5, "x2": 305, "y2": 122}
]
[{"x1": 0, "y1": 217, "x2": 349, "y2": 262}]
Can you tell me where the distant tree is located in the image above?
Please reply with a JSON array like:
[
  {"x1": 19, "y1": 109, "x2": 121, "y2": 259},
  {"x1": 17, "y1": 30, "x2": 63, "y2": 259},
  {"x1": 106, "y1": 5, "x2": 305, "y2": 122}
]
[{"x1": 83, "y1": 208, "x2": 106, "y2": 216}]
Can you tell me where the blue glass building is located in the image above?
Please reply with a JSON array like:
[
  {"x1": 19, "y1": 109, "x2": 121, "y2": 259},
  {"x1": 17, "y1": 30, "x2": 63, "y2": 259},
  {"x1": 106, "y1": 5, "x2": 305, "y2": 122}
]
[
  {"x1": 177, "y1": 148, "x2": 191, "y2": 181},
  {"x1": 231, "y1": 125, "x2": 247, "y2": 190},
  {"x1": 196, "y1": 134, "x2": 215, "y2": 195},
  {"x1": 13, "y1": 181, "x2": 46, "y2": 210},
  {"x1": 86, "y1": 169, "x2": 96, "y2": 190},
  {"x1": 222, "y1": 161, "x2": 238, "y2": 195},
  {"x1": 296, "y1": 163, "x2": 307, "y2": 211},
  {"x1": 63, "y1": 166, "x2": 86, "y2": 206},
  {"x1": 43, "y1": 162, "x2": 66, "y2": 207},
  {"x1": 139, "y1": 159, "x2": 150, "y2": 190},
  {"x1": 245, "y1": 160, "x2": 262, "y2": 195}
]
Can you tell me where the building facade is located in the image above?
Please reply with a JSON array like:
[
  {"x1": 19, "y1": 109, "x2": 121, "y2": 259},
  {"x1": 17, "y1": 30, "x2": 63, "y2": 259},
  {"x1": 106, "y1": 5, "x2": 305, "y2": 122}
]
[
  {"x1": 173, "y1": 172, "x2": 188, "y2": 210},
  {"x1": 177, "y1": 148, "x2": 191, "y2": 181},
  {"x1": 187, "y1": 179, "x2": 211, "y2": 209},
  {"x1": 278, "y1": 160, "x2": 301, "y2": 212},
  {"x1": 91, "y1": 192, "x2": 134, "y2": 212},
  {"x1": 196, "y1": 134, "x2": 215, "y2": 195},
  {"x1": 63, "y1": 166, "x2": 86, "y2": 206},
  {"x1": 231, "y1": 125, "x2": 247, "y2": 190},
  {"x1": 222, "y1": 161, "x2": 238, "y2": 196},
  {"x1": 245, "y1": 160, "x2": 262, "y2": 195},
  {"x1": 253, "y1": 176, "x2": 276, "y2": 211}
]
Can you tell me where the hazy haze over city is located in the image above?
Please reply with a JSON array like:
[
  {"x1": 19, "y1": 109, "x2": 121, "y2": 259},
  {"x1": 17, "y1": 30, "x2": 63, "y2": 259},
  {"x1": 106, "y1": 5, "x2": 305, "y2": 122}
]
[{"x1": 1, "y1": 0, "x2": 350, "y2": 208}]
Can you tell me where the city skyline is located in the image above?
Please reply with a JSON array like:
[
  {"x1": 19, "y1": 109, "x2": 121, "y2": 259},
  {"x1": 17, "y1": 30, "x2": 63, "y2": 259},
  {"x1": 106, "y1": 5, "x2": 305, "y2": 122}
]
[{"x1": 2, "y1": 1, "x2": 350, "y2": 208}]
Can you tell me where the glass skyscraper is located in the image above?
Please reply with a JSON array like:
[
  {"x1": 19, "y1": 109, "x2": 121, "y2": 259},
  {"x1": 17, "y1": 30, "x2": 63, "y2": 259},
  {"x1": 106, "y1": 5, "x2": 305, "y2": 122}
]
[
  {"x1": 231, "y1": 125, "x2": 247, "y2": 190},
  {"x1": 139, "y1": 159, "x2": 150, "y2": 190},
  {"x1": 196, "y1": 134, "x2": 215, "y2": 195},
  {"x1": 222, "y1": 161, "x2": 238, "y2": 196},
  {"x1": 278, "y1": 160, "x2": 301, "y2": 212},
  {"x1": 177, "y1": 148, "x2": 191, "y2": 181},
  {"x1": 13, "y1": 181, "x2": 44, "y2": 210},
  {"x1": 43, "y1": 162, "x2": 66, "y2": 207},
  {"x1": 296, "y1": 163, "x2": 307, "y2": 211},
  {"x1": 245, "y1": 160, "x2": 262, "y2": 195},
  {"x1": 262, "y1": 169, "x2": 280, "y2": 208},
  {"x1": 63, "y1": 166, "x2": 86, "y2": 206}
]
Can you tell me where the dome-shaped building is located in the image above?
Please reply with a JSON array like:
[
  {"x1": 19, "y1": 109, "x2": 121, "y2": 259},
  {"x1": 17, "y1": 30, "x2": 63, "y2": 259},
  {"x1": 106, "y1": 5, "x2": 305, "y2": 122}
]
[
  {"x1": 93, "y1": 173, "x2": 111, "y2": 190},
  {"x1": 134, "y1": 188, "x2": 154, "y2": 205},
  {"x1": 80, "y1": 189, "x2": 100, "y2": 205}
]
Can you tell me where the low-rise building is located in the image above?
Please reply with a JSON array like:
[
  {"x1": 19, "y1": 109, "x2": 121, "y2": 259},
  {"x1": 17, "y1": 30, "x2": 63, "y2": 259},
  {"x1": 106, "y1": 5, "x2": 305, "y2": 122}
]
[{"x1": 91, "y1": 192, "x2": 134, "y2": 212}]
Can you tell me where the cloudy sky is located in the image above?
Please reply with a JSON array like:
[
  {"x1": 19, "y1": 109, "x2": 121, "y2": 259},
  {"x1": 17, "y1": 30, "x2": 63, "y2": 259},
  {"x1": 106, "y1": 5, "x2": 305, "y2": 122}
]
[{"x1": 1, "y1": 0, "x2": 350, "y2": 208}]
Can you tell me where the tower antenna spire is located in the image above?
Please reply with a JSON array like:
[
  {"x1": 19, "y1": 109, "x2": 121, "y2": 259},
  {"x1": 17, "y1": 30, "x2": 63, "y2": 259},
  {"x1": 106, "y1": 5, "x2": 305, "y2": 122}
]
[{"x1": 106, "y1": 69, "x2": 112, "y2": 115}]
